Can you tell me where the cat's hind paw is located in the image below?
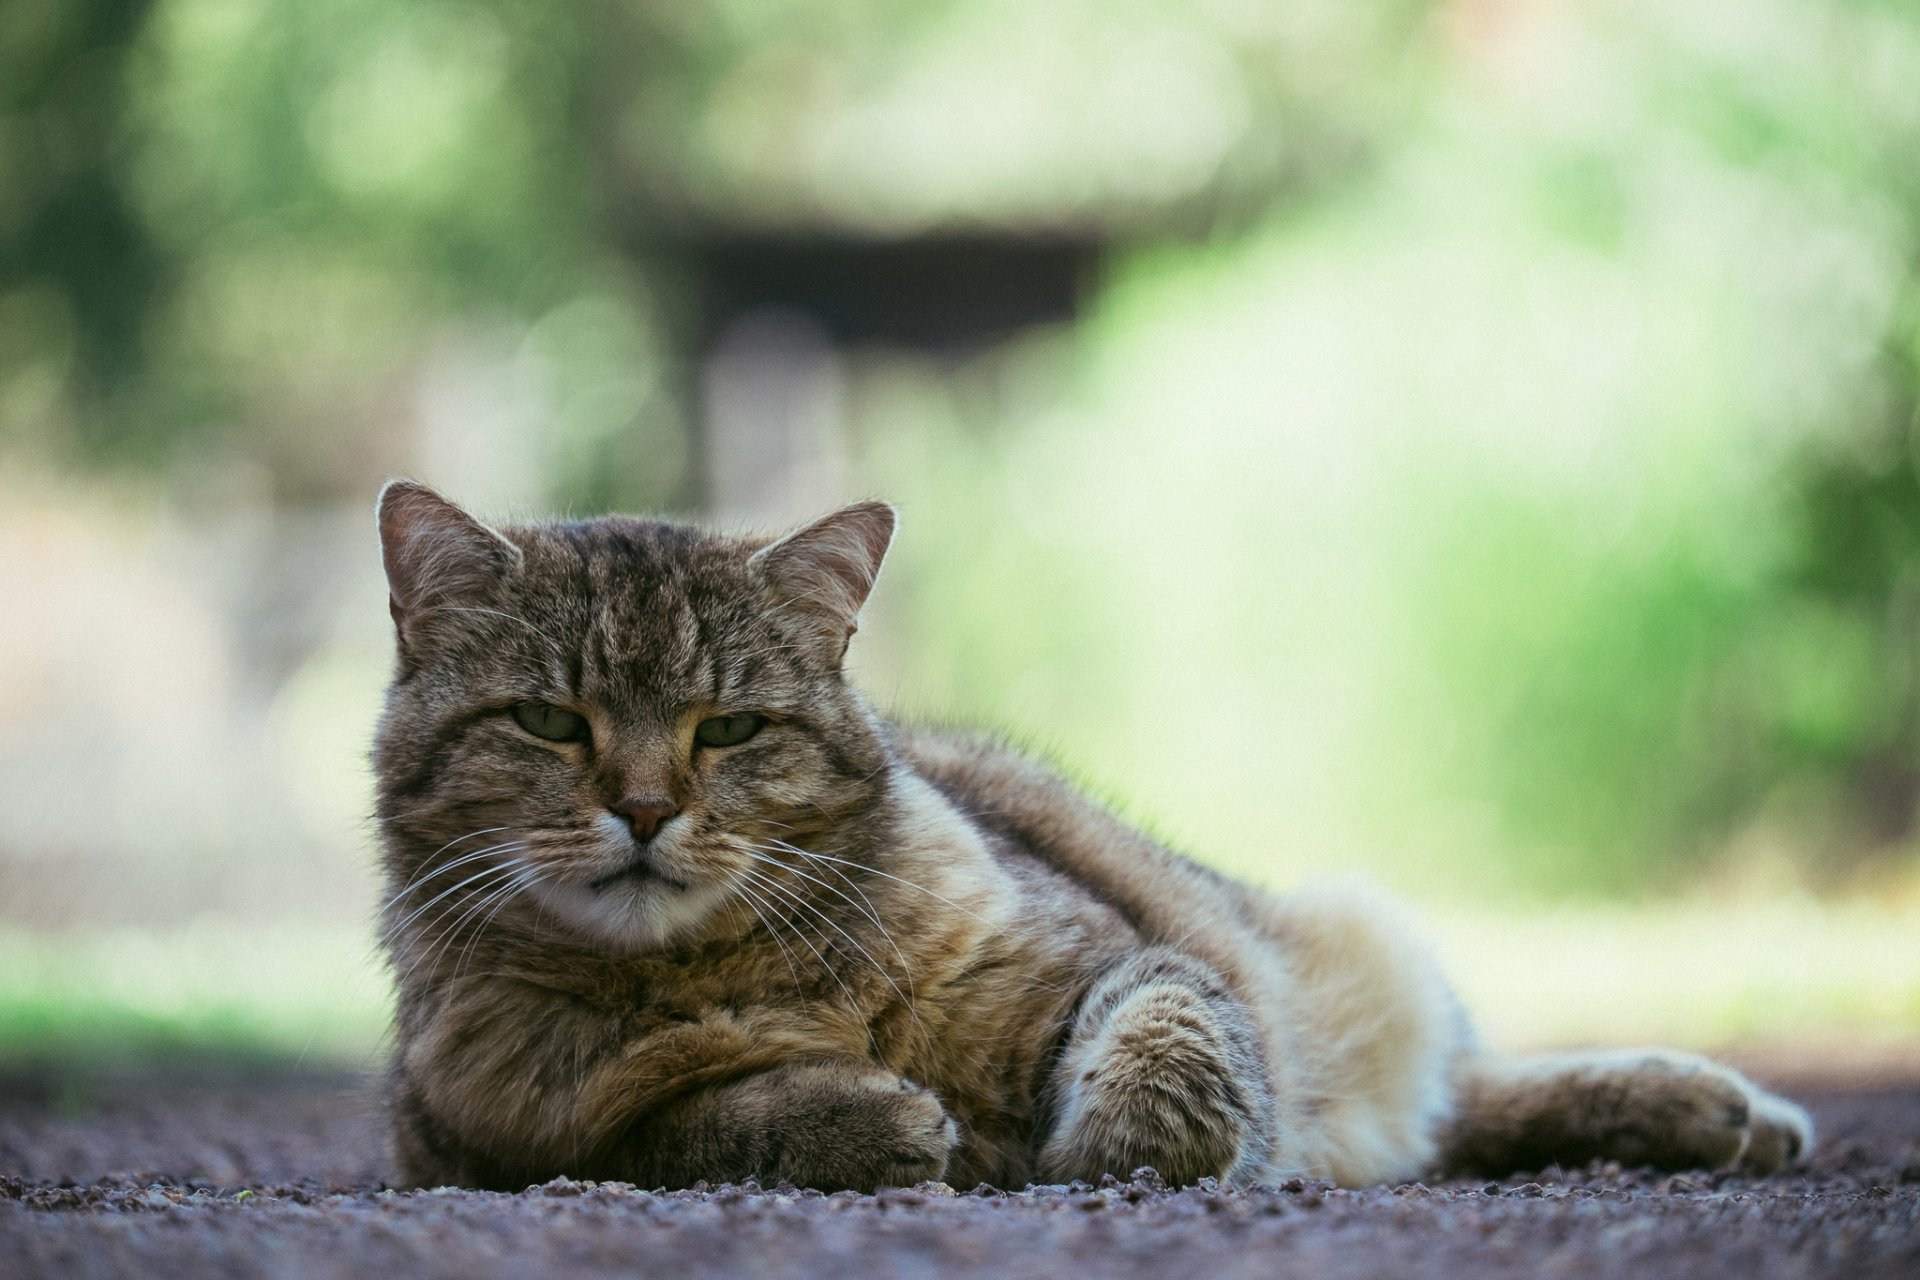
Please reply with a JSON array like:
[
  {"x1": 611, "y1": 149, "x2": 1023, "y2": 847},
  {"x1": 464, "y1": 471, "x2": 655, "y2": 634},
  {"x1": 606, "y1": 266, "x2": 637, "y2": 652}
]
[
  {"x1": 1442, "y1": 1048, "x2": 1817, "y2": 1178},
  {"x1": 1591, "y1": 1053, "x2": 1815, "y2": 1175},
  {"x1": 1737, "y1": 1088, "x2": 1813, "y2": 1175}
]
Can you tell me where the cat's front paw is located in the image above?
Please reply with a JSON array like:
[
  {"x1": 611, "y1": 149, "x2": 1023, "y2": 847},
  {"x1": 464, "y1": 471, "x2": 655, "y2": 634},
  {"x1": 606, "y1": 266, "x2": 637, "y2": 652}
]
[
  {"x1": 857, "y1": 1076, "x2": 959, "y2": 1189},
  {"x1": 770, "y1": 1066, "x2": 957, "y2": 1192},
  {"x1": 1039, "y1": 951, "x2": 1265, "y2": 1186}
]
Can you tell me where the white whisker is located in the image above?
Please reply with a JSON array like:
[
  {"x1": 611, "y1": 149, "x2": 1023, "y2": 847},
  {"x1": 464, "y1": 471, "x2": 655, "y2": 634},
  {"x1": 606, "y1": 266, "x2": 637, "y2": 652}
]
[
  {"x1": 735, "y1": 865, "x2": 864, "y2": 1015},
  {"x1": 736, "y1": 861, "x2": 927, "y2": 1046},
  {"x1": 770, "y1": 841, "x2": 996, "y2": 928},
  {"x1": 381, "y1": 848, "x2": 528, "y2": 944},
  {"x1": 377, "y1": 836, "x2": 521, "y2": 916},
  {"x1": 451, "y1": 867, "x2": 546, "y2": 983},
  {"x1": 427, "y1": 604, "x2": 565, "y2": 649},
  {"x1": 399, "y1": 863, "x2": 537, "y2": 989},
  {"x1": 729, "y1": 878, "x2": 807, "y2": 998},
  {"x1": 743, "y1": 845, "x2": 916, "y2": 1003}
]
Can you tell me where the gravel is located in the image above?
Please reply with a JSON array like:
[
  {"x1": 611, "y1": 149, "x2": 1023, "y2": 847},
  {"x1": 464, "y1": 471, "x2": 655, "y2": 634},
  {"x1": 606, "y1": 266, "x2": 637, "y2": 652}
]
[{"x1": 2, "y1": 1057, "x2": 1916, "y2": 1279}]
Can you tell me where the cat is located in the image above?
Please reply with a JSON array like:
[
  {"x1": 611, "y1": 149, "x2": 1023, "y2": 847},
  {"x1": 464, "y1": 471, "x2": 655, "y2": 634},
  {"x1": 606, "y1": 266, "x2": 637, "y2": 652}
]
[{"x1": 372, "y1": 481, "x2": 1813, "y2": 1192}]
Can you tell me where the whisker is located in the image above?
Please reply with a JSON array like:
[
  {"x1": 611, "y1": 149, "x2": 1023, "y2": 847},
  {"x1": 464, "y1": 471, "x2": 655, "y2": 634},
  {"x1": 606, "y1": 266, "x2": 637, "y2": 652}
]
[
  {"x1": 724, "y1": 641, "x2": 810, "y2": 668},
  {"x1": 399, "y1": 864, "x2": 535, "y2": 989},
  {"x1": 745, "y1": 854, "x2": 903, "y2": 985},
  {"x1": 728, "y1": 878, "x2": 807, "y2": 998},
  {"x1": 743, "y1": 848, "x2": 885, "y2": 932},
  {"x1": 797, "y1": 853, "x2": 949, "y2": 1004},
  {"x1": 377, "y1": 838, "x2": 522, "y2": 915},
  {"x1": 776, "y1": 847, "x2": 893, "y2": 944},
  {"x1": 424, "y1": 825, "x2": 517, "y2": 860},
  {"x1": 736, "y1": 863, "x2": 926, "y2": 1043},
  {"x1": 381, "y1": 849, "x2": 528, "y2": 944},
  {"x1": 743, "y1": 846, "x2": 916, "y2": 1002},
  {"x1": 425, "y1": 604, "x2": 565, "y2": 648},
  {"x1": 374, "y1": 826, "x2": 519, "y2": 911},
  {"x1": 451, "y1": 867, "x2": 547, "y2": 984},
  {"x1": 779, "y1": 843, "x2": 1065, "y2": 997},
  {"x1": 770, "y1": 842, "x2": 996, "y2": 928},
  {"x1": 734, "y1": 866, "x2": 863, "y2": 1016},
  {"x1": 381, "y1": 847, "x2": 527, "y2": 942}
]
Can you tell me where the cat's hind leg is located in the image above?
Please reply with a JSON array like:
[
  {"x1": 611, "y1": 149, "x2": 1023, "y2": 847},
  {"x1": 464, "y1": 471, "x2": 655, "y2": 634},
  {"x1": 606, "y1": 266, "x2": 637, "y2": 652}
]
[
  {"x1": 1039, "y1": 947, "x2": 1275, "y2": 1186},
  {"x1": 1439, "y1": 1048, "x2": 1813, "y2": 1176}
]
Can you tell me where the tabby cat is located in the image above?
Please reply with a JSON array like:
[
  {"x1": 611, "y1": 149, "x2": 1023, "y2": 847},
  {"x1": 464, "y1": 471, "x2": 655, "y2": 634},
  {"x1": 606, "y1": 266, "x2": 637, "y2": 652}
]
[{"x1": 373, "y1": 482, "x2": 1812, "y2": 1192}]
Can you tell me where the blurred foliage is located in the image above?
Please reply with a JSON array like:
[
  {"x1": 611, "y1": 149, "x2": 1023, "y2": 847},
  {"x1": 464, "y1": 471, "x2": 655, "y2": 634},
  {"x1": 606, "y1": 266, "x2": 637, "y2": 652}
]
[
  {"x1": 0, "y1": 0, "x2": 161, "y2": 458},
  {"x1": 599, "y1": 0, "x2": 1437, "y2": 233},
  {"x1": 0, "y1": 0, "x2": 1437, "y2": 501},
  {"x1": 3, "y1": 0, "x2": 1919, "y2": 898},
  {"x1": 836, "y1": 0, "x2": 1920, "y2": 896}
]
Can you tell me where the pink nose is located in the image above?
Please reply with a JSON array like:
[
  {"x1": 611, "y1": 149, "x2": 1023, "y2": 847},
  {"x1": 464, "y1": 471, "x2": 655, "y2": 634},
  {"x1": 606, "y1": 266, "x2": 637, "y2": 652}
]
[{"x1": 612, "y1": 796, "x2": 680, "y2": 842}]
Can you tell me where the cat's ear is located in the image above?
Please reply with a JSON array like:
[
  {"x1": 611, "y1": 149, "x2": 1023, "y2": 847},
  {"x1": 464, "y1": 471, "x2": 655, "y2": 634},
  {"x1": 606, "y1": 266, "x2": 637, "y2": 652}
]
[
  {"x1": 751, "y1": 501, "x2": 896, "y2": 660},
  {"x1": 376, "y1": 480, "x2": 521, "y2": 649}
]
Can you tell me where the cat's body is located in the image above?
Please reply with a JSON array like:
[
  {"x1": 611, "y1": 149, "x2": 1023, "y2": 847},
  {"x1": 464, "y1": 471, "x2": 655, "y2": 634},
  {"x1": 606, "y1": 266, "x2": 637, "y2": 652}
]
[{"x1": 374, "y1": 484, "x2": 1811, "y2": 1192}]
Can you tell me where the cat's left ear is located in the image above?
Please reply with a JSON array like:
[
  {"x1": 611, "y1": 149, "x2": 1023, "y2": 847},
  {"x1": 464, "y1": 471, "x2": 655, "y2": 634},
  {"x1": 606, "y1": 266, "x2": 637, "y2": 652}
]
[
  {"x1": 376, "y1": 480, "x2": 522, "y2": 653},
  {"x1": 751, "y1": 501, "x2": 896, "y2": 662}
]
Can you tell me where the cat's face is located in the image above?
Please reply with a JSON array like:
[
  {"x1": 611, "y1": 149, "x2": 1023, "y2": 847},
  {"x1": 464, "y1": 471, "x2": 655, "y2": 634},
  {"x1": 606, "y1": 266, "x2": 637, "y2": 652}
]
[{"x1": 373, "y1": 483, "x2": 895, "y2": 955}]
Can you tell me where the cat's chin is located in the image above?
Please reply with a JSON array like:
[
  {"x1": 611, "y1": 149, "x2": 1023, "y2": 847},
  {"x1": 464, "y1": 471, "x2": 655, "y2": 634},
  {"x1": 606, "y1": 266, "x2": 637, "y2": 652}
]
[{"x1": 527, "y1": 874, "x2": 732, "y2": 954}]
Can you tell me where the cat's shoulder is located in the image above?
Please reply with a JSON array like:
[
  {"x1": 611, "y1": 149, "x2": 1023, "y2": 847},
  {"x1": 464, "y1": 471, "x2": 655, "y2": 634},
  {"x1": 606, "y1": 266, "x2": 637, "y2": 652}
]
[
  {"x1": 887, "y1": 722, "x2": 1089, "y2": 811},
  {"x1": 883, "y1": 721, "x2": 1172, "y2": 867}
]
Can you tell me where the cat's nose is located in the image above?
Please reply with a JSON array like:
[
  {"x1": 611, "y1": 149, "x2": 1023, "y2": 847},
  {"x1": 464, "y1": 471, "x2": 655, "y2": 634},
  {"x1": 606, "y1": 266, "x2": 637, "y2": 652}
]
[{"x1": 612, "y1": 796, "x2": 680, "y2": 842}]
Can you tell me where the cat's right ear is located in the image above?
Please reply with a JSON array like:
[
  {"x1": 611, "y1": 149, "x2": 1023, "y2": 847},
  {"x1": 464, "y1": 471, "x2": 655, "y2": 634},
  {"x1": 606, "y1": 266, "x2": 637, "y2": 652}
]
[
  {"x1": 750, "y1": 500, "x2": 896, "y2": 664},
  {"x1": 376, "y1": 480, "x2": 521, "y2": 651}
]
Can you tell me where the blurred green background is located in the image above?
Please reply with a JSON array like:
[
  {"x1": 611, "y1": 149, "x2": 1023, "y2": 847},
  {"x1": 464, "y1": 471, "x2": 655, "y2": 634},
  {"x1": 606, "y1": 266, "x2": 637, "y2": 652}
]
[{"x1": 2, "y1": 0, "x2": 1918, "y2": 1073}]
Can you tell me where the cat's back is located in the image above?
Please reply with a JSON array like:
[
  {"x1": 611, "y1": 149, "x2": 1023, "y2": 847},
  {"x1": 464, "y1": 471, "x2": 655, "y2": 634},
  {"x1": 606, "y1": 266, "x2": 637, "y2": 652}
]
[
  {"x1": 893, "y1": 726, "x2": 1445, "y2": 1043},
  {"x1": 892, "y1": 726, "x2": 1265, "y2": 958}
]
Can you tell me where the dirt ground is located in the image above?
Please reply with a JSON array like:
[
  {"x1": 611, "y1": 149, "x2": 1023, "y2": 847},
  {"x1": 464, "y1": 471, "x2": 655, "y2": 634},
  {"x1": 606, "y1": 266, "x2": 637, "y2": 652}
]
[{"x1": 2, "y1": 1054, "x2": 1917, "y2": 1280}]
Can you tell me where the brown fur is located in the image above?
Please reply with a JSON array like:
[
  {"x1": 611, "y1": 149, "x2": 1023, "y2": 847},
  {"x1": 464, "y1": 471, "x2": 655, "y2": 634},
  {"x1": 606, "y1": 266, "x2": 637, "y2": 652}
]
[{"x1": 373, "y1": 483, "x2": 1813, "y2": 1192}]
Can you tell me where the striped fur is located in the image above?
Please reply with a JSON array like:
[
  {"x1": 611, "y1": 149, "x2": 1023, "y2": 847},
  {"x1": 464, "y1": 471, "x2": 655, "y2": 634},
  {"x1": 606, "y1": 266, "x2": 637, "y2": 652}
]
[{"x1": 373, "y1": 484, "x2": 1812, "y2": 1192}]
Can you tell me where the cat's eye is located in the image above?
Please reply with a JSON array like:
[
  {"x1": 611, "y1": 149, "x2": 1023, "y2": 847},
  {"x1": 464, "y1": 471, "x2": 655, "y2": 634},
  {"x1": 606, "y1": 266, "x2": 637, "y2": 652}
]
[
  {"x1": 694, "y1": 713, "x2": 766, "y2": 749},
  {"x1": 511, "y1": 701, "x2": 591, "y2": 744}
]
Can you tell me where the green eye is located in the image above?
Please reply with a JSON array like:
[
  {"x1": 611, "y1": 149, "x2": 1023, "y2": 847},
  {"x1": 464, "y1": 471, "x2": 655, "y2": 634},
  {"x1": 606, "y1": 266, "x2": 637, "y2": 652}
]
[
  {"x1": 694, "y1": 713, "x2": 766, "y2": 749},
  {"x1": 511, "y1": 701, "x2": 590, "y2": 743}
]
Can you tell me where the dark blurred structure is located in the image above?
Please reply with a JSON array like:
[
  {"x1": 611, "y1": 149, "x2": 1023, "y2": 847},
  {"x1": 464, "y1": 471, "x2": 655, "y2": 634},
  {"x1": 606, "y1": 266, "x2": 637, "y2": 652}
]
[
  {"x1": 682, "y1": 233, "x2": 1103, "y2": 519},
  {"x1": 686, "y1": 234, "x2": 1102, "y2": 351}
]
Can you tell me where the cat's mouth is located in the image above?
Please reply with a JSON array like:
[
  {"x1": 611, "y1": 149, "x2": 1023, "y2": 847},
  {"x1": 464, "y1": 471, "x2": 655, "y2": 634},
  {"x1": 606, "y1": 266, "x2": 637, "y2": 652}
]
[{"x1": 588, "y1": 854, "x2": 689, "y2": 893}]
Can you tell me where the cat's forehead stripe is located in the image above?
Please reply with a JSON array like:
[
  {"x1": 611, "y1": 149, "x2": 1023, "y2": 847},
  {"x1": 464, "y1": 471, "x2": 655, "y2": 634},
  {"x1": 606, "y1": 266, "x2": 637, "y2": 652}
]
[{"x1": 536, "y1": 517, "x2": 765, "y2": 716}]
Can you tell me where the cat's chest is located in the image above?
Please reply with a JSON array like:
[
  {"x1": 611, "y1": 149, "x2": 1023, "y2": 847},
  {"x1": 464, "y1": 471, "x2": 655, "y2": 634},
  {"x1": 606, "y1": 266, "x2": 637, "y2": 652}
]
[{"x1": 524, "y1": 938, "x2": 873, "y2": 1046}]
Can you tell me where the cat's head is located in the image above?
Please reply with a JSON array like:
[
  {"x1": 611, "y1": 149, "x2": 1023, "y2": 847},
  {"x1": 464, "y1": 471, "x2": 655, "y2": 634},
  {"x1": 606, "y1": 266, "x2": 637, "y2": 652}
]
[{"x1": 373, "y1": 482, "x2": 895, "y2": 957}]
